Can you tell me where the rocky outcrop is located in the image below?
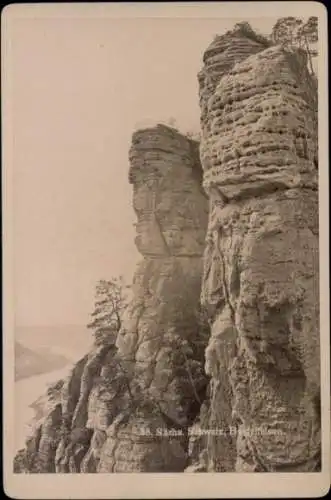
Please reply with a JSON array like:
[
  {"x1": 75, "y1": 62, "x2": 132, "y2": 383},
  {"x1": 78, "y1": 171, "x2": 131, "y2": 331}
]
[
  {"x1": 14, "y1": 378, "x2": 64, "y2": 473},
  {"x1": 14, "y1": 24, "x2": 320, "y2": 474},
  {"x1": 15, "y1": 125, "x2": 209, "y2": 473},
  {"x1": 96, "y1": 125, "x2": 209, "y2": 472},
  {"x1": 198, "y1": 24, "x2": 320, "y2": 471}
]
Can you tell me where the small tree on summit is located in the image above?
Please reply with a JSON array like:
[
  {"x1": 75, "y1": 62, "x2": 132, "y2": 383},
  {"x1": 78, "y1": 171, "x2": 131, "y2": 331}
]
[
  {"x1": 87, "y1": 276, "x2": 129, "y2": 346},
  {"x1": 271, "y1": 16, "x2": 318, "y2": 76},
  {"x1": 296, "y1": 16, "x2": 318, "y2": 76},
  {"x1": 271, "y1": 16, "x2": 303, "y2": 47}
]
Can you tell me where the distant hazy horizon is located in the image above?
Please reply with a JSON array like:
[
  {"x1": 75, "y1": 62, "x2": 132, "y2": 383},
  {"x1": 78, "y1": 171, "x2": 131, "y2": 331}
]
[
  {"x1": 15, "y1": 324, "x2": 93, "y2": 360},
  {"x1": 7, "y1": 14, "x2": 305, "y2": 330}
]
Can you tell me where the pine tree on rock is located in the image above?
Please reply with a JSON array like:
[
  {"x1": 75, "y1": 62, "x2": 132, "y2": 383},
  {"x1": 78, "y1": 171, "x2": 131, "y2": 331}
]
[
  {"x1": 87, "y1": 276, "x2": 129, "y2": 346},
  {"x1": 271, "y1": 16, "x2": 318, "y2": 77}
]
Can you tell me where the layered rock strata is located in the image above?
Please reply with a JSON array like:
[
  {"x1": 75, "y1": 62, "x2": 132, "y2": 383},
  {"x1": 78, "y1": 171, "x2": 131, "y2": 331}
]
[
  {"x1": 97, "y1": 125, "x2": 209, "y2": 472},
  {"x1": 198, "y1": 24, "x2": 320, "y2": 471},
  {"x1": 14, "y1": 125, "x2": 209, "y2": 473}
]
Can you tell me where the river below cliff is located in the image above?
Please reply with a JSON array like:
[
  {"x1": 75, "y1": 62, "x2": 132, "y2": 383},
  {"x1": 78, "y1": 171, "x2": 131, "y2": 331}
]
[{"x1": 15, "y1": 365, "x2": 72, "y2": 453}]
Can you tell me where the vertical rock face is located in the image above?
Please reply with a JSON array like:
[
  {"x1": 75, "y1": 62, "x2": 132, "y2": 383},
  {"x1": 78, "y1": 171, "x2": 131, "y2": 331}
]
[
  {"x1": 98, "y1": 125, "x2": 209, "y2": 472},
  {"x1": 198, "y1": 25, "x2": 320, "y2": 471},
  {"x1": 14, "y1": 125, "x2": 209, "y2": 473}
]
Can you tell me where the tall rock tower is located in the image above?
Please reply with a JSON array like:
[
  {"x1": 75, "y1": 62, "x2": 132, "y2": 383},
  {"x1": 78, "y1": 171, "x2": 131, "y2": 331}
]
[{"x1": 198, "y1": 24, "x2": 320, "y2": 471}]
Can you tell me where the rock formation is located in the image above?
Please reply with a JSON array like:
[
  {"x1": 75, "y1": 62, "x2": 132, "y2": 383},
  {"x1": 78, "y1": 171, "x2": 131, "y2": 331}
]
[
  {"x1": 198, "y1": 23, "x2": 320, "y2": 472},
  {"x1": 14, "y1": 23, "x2": 320, "y2": 474},
  {"x1": 96, "y1": 125, "x2": 209, "y2": 472},
  {"x1": 14, "y1": 125, "x2": 209, "y2": 473}
]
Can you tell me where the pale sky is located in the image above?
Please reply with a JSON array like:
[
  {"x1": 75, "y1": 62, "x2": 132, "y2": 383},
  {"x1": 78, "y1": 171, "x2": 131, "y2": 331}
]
[{"x1": 5, "y1": 11, "x2": 291, "y2": 327}]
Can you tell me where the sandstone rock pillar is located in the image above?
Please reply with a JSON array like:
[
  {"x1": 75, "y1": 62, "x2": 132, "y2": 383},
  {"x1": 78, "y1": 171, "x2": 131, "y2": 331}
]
[
  {"x1": 198, "y1": 25, "x2": 320, "y2": 472},
  {"x1": 96, "y1": 124, "x2": 209, "y2": 472}
]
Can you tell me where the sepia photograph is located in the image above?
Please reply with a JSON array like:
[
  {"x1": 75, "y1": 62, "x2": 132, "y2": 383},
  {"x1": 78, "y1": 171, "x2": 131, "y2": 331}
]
[{"x1": 2, "y1": 2, "x2": 329, "y2": 498}]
